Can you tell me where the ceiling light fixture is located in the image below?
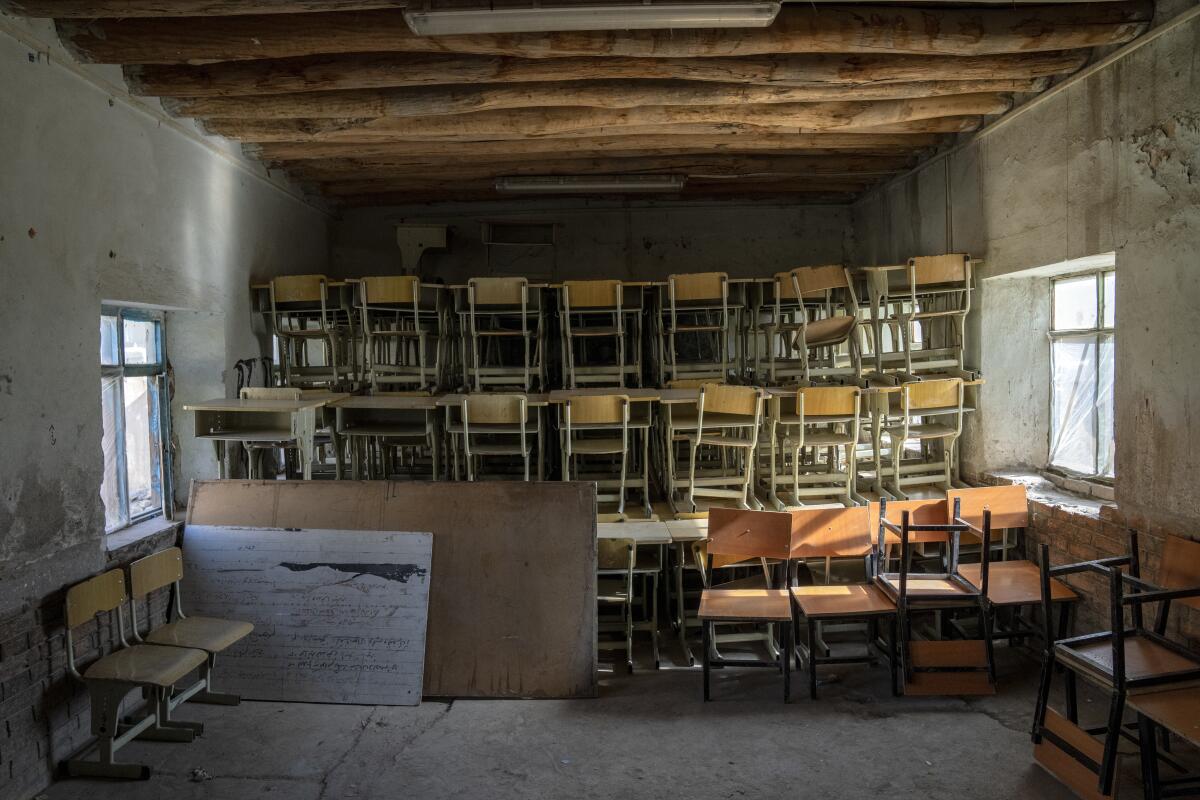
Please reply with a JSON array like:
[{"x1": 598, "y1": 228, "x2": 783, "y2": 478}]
[
  {"x1": 494, "y1": 175, "x2": 688, "y2": 193},
  {"x1": 404, "y1": 2, "x2": 781, "y2": 35}
]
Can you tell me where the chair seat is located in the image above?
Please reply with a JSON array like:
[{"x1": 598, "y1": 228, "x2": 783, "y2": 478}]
[
  {"x1": 369, "y1": 329, "x2": 421, "y2": 338},
  {"x1": 1057, "y1": 634, "x2": 1200, "y2": 686},
  {"x1": 698, "y1": 589, "x2": 791, "y2": 622},
  {"x1": 696, "y1": 434, "x2": 757, "y2": 448},
  {"x1": 671, "y1": 325, "x2": 725, "y2": 333},
  {"x1": 145, "y1": 616, "x2": 254, "y2": 654},
  {"x1": 875, "y1": 574, "x2": 977, "y2": 602},
  {"x1": 801, "y1": 431, "x2": 857, "y2": 447},
  {"x1": 791, "y1": 583, "x2": 897, "y2": 618},
  {"x1": 569, "y1": 326, "x2": 619, "y2": 337},
  {"x1": 885, "y1": 423, "x2": 959, "y2": 439},
  {"x1": 958, "y1": 561, "x2": 1079, "y2": 607},
  {"x1": 570, "y1": 438, "x2": 625, "y2": 454},
  {"x1": 1128, "y1": 688, "x2": 1200, "y2": 747},
  {"x1": 83, "y1": 644, "x2": 208, "y2": 687},
  {"x1": 669, "y1": 410, "x2": 756, "y2": 430},
  {"x1": 470, "y1": 444, "x2": 533, "y2": 455},
  {"x1": 798, "y1": 316, "x2": 856, "y2": 347}
]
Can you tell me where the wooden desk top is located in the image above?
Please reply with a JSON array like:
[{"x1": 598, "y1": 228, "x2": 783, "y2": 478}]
[
  {"x1": 957, "y1": 561, "x2": 1078, "y2": 607},
  {"x1": 1128, "y1": 688, "x2": 1200, "y2": 746},
  {"x1": 435, "y1": 393, "x2": 551, "y2": 407},
  {"x1": 548, "y1": 388, "x2": 661, "y2": 403},
  {"x1": 183, "y1": 396, "x2": 343, "y2": 412},
  {"x1": 597, "y1": 521, "x2": 672, "y2": 545},
  {"x1": 333, "y1": 395, "x2": 439, "y2": 411}
]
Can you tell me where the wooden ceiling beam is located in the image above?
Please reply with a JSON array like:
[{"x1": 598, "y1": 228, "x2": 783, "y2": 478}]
[
  {"x1": 163, "y1": 78, "x2": 1043, "y2": 120},
  {"x1": 246, "y1": 132, "x2": 944, "y2": 162},
  {"x1": 283, "y1": 153, "x2": 915, "y2": 182},
  {"x1": 214, "y1": 114, "x2": 984, "y2": 142},
  {"x1": 201, "y1": 93, "x2": 1009, "y2": 142},
  {"x1": 336, "y1": 189, "x2": 863, "y2": 207},
  {"x1": 125, "y1": 50, "x2": 1090, "y2": 98},
  {"x1": 320, "y1": 176, "x2": 878, "y2": 196},
  {"x1": 58, "y1": 3, "x2": 1151, "y2": 65}
]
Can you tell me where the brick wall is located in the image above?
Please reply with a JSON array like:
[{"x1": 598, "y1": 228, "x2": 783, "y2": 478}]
[
  {"x1": 0, "y1": 526, "x2": 179, "y2": 800},
  {"x1": 979, "y1": 473, "x2": 1200, "y2": 653}
]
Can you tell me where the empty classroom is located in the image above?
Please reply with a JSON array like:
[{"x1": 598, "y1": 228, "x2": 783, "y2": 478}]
[{"x1": 2, "y1": 1, "x2": 1199, "y2": 799}]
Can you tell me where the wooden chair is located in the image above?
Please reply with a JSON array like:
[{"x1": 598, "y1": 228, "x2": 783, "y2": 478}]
[
  {"x1": 686, "y1": 383, "x2": 763, "y2": 512},
  {"x1": 789, "y1": 506, "x2": 899, "y2": 699},
  {"x1": 62, "y1": 570, "x2": 208, "y2": 779},
  {"x1": 597, "y1": 538, "x2": 637, "y2": 673},
  {"x1": 269, "y1": 274, "x2": 354, "y2": 389},
  {"x1": 360, "y1": 276, "x2": 440, "y2": 390},
  {"x1": 1033, "y1": 534, "x2": 1200, "y2": 798},
  {"x1": 950, "y1": 485, "x2": 1079, "y2": 650},
  {"x1": 465, "y1": 277, "x2": 541, "y2": 391},
  {"x1": 129, "y1": 547, "x2": 254, "y2": 707},
  {"x1": 754, "y1": 270, "x2": 808, "y2": 383},
  {"x1": 874, "y1": 497, "x2": 996, "y2": 695},
  {"x1": 561, "y1": 280, "x2": 636, "y2": 388},
  {"x1": 790, "y1": 386, "x2": 862, "y2": 507},
  {"x1": 664, "y1": 272, "x2": 730, "y2": 383},
  {"x1": 868, "y1": 497, "x2": 948, "y2": 571},
  {"x1": 456, "y1": 393, "x2": 533, "y2": 481},
  {"x1": 699, "y1": 508, "x2": 793, "y2": 702},
  {"x1": 790, "y1": 265, "x2": 862, "y2": 381},
  {"x1": 1131, "y1": 685, "x2": 1200, "y2": 799},
  {"x1": 562, "y1": 394, "x2": 632, "y2": 515},
  {"x1": 874, "y1": 254, "x2": 972, "y2": 375},
  {"x1": 882, "y1": 377, "x2": 964, "y2": 498}
]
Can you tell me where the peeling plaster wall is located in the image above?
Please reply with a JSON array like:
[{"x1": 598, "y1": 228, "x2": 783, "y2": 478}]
[
  {"x1": 852, "y1": 11, "x2": 1200, "y2": 530},
  {"x1": 0, "y1": 16, "x2": 329, "y2": 796},
  {"x1": 332, "y1": 201, "x2": 854, "y2": 283}
]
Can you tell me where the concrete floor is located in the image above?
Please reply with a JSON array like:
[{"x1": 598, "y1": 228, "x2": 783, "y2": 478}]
[{"x1": 42, "y1": 644, "x2": 1173, "y2": 800}]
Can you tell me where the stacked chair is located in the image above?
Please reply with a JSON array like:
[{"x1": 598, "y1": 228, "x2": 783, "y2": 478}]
[
  {"x1": 559, "y1": 280, "x2": 641, "y2": 388},
  {"x1": 359, "y1": 276, "x2": 442, "y2": 390},
  {"x1": 268, "y1": 274, "x2": 357, "y2": 389}
]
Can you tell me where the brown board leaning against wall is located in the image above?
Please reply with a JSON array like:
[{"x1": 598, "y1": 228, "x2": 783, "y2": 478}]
[{"x1": 186, "y1": 479, "x2": 597, "y2": 699}]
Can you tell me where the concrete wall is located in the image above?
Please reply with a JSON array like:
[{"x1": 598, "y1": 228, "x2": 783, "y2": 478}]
[
  {"x1": 851, "y1": 10, "x2": 1200, "y2": 532},
  {"x1": 332, "y1": 200, "x2": 854, "y2": 283},
  {"x1": 0, "y1": 15, "x2": 329, "y2": 797}
]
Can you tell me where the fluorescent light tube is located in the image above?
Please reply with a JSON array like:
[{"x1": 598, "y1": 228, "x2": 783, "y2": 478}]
[
  {"x1": 494, "y1": 175, "x2": 687, "y2": 193},
  {"x1": 404, "y1": 2, "x2": 780, "y2": 35}
]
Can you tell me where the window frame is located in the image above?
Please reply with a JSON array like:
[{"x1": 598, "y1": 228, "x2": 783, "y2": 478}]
[
  {"x1": 101, "y1": 305, "x2": 173, "y2": 533},
  {"x1": 1047, "y1": 268, "x2": 1115, "y2": 482}
]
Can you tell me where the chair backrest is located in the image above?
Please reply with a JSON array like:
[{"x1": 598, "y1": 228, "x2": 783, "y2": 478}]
[
  {"x1": 470, "y1": 276, "x2": 526, "y2": 305},
  {"x1": 597, "y1": 538, "x2": 635, "y2": 571},
  {"x1": 773, "y1": 271, "x2": 800, "y2": 301},
  {"x1": 666, "y1": 379, "x2": 708, "y2": 389},
  {"x1": 793, "y1": 265, "x2": 850, "y2": 296},
  {"x1": 902, "y1": 378, "x2": 962, "y2": 412},
  {"x1": 464, "y1": 393, "x2": 525, "y2": 424},
  {"x1": 362, "y1": 275, "x2": 419, "y2": 305},
  {"x1": 909, "y1": 254, "x2": 969, "y2": 287},
  {"x1": 708, "y1": 507, "x2": 792, "y2": 561},
  {"x1": 871, "y1": 498, "x2": 949, "y2": 544},
  {"x1": 700, "y1": 383, "x2": 760, "y2": 417},
  {"x1": 790, "y1": 506, "x2": 871, "y2": 559},
  {"x1": 271, "y1": 274, "x2": 327, "y2": 304},
  {"x1": 65, "y1": 569, "x2": 127, "y2": 630},
  {"x1": 946, "y1": 485, "x2": 1029, "y2": 531},
  {"x1": 1160, "y1": 535, "x2": 1200, "y2": 611},
  {"x1": 669, "y1": 272, "x2": 726, "y2": 302},
  {"x1": 567, "y1": 394, "x2": 628, "y2": 425},
  {"x1": 240, "y1": 387, "x2": 302, "y2": 400},
  {"x1": 130, "y1": 547, "x2": 184, "y2": 598},
  {"x1": 564, "y1": 280, "x2": 621, "y2": 309},
  {"x1": 796, "y1": 385, "x2": 860, "y2": 418}
]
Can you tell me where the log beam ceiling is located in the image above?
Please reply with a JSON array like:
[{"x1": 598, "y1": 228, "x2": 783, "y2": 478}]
[{"x1": 5, "y1": 1, "x2": 1151, "y2": 203}]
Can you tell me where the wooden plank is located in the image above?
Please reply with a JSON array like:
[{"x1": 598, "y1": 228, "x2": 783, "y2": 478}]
[
  {"x1": 1159, "y1": 535, "x2": 1200, "y2": 610},
  {"x1": 163, "y1": 78, "x2": 1046, "y2": 120},
  {"x1": 947, "y1": 484, "x2": 1030, "y2": 530},
  {"x1": 58, "y1": 4, "x2": 1153, "y2": 65},
  {"x1": 1034, "y1": 708, "x2": 1116, "y2": 800},
  {"x1": 4, "y1": 0, "x2": 405, "y2": 15},
  {"x1": 789, "y1": 506, "x2": 872, "y2": 558},
  {"x1": 186, "y1": 480, "x2": 596, "y2": 698},
  {"x1": 126, "y1": 50, "x2": 1090, "y2": 98},
  {"x1": 200, "y1": 94, "x2": 1012, "y2": 142},
  {"x1": 248, "y1": 133, "x2": 945, "y2": 162},
  {"x1": 909, "y1": 639, "x2": 988, "y2": 668},
  {"x1": 1128, "y1": 688, "x2": 1200, "y2": 747},
  {"x1": 182, "y1": 525, "x2": 432, "y2": 705}
]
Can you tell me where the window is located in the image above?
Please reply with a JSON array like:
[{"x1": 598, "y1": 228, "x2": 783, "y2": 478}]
[
  {"x1": 101, "y1": 308, "x2": 170, "y2": 532},
  {"x1": 1048, "y1": 270, "x2": 1115, "y2": 479}
]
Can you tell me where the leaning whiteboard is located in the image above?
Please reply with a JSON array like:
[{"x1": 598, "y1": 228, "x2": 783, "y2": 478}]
[{"x1": 182, "y1": 525, "x2": 433, "y2": 706}]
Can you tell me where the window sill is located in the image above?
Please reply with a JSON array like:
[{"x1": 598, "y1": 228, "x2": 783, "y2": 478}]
[
  {"x1": 981, "y1": 469, "x2": 1112, "y2": 520},
  {"x1": 105, "y1": 514, "x2": 182, "y2": 563}
]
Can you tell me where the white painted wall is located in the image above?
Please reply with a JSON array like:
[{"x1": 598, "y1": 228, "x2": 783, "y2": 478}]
[
  {"x1": 851, "y1": 9, "x2": 1200, "y2": 529},
  {"x1": 0, "y1": 15, "x2": 330, "y2": 601}
]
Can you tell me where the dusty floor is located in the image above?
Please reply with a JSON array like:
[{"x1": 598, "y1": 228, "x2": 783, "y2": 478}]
[{"x1": 41, "y1": 643, "x2": 1173, "y2": 800}]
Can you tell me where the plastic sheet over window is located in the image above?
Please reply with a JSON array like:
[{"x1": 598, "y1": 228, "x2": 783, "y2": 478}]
[{"x1": 1049, "y1": 333, "x2": 1114, "y2": 478}]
